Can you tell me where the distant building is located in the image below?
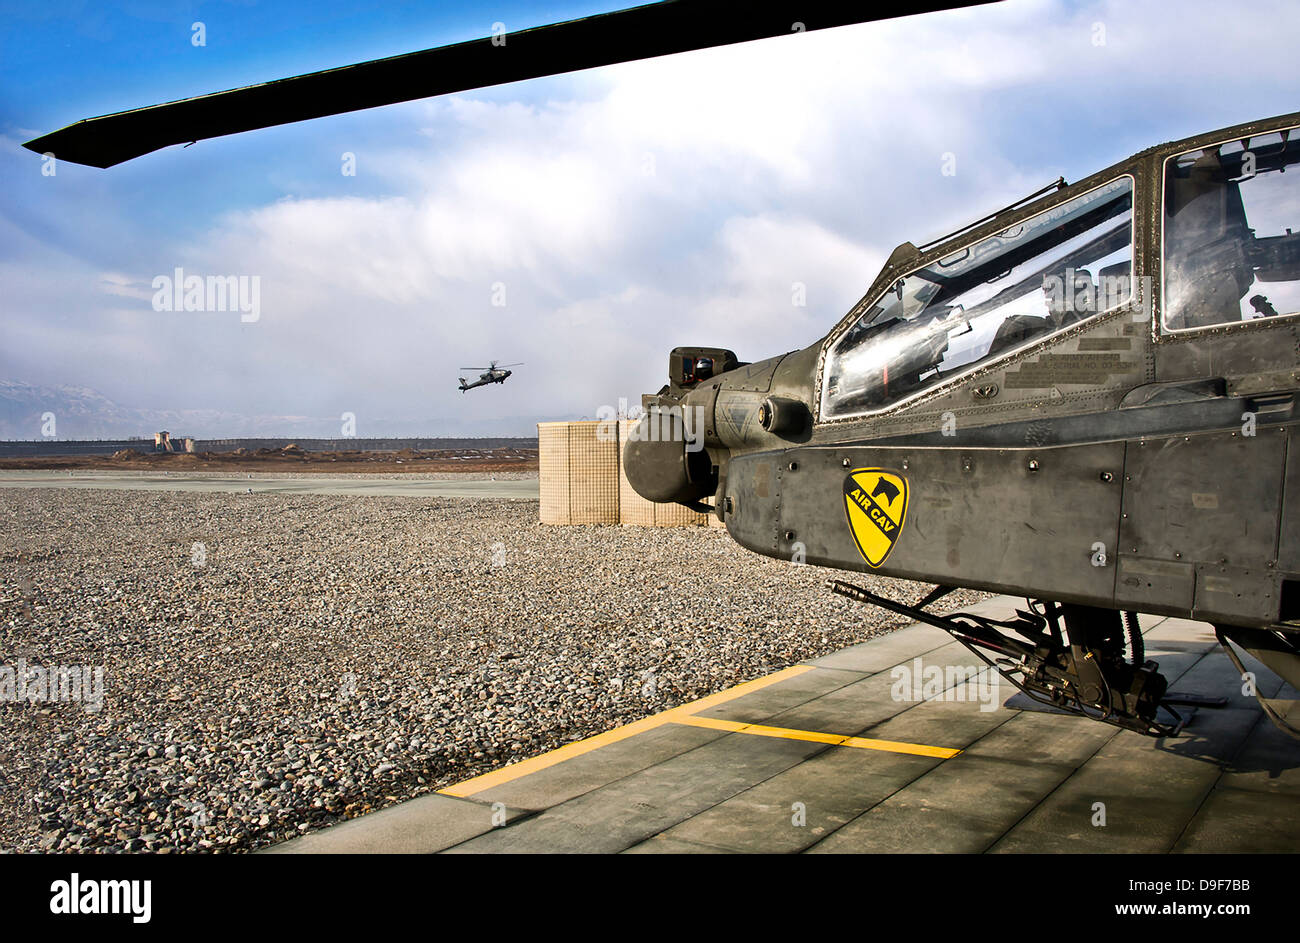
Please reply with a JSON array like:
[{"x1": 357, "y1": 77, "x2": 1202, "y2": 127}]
[{"x1": 153, "y1": 431, "x2": 194, "y2": 453}]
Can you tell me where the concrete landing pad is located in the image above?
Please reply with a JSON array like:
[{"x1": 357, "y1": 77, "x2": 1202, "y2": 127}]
[{"x1": 269, "y1": 597, "x2": 1300, "y2": 854}]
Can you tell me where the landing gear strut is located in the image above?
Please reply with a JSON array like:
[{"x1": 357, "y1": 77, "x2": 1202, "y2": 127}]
[{"x1": 830, "y1": 581, "x2": 1183, "y2": 737}]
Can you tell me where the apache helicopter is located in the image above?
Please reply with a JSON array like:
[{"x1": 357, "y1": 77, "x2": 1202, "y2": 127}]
[
  {"x1": 624, "y1": 114, "x2": 1300, "y2": 739},
  {"x1": 459, "y1": 362, "x2": 522, "y2": 393},
  {"x1": 22, "y1": 0, "x2": 1298, "y2": 739}
]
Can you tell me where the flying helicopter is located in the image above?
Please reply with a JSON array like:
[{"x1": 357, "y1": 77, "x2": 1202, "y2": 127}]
[
  {"x1": 21, "y1": 0, "x2": 1298, "y2": 741},
  {"x1": 459, "y1": 361, "x2": 523, "y2": 392}
]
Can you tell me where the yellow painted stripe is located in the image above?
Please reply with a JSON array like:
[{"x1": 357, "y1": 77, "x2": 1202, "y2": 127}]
[
  {"x1": 675, "y1": 714, "x2": 843, "y2": 743},
  {"x1": 671, "y1": 714, "x2": 961, "y2": 759},
  {"x1": 439, "y1": 665, "x2": 814, "y2": 797},
  {"x1": 839, "y1": 735, "x2": 960, "y2": 758},
  {"x1": 439, "y1": 713, "x2": 668, "y2": 797}
]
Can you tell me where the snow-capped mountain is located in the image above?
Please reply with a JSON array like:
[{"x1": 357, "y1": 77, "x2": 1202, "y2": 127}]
[{"x1": 0, "y1": 379, "x2": 558, "y2": 439}]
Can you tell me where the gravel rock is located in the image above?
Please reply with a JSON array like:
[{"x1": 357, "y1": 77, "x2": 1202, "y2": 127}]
[{"x1": 0, "y1": 488, "x2": 988, "y2": 853}]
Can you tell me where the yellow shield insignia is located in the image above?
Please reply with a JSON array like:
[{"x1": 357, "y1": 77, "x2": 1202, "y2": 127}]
[{"x1": 843, "y1": 468, "x2": 909, "y2": 568}]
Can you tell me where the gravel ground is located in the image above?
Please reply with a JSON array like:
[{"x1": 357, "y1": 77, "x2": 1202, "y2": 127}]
[
  {"x1": 0, "y1": 470, "x2": 539, "y2": 481},
  {"x1": 0, "y1": 487, "x2": 988, "y2": 854}
]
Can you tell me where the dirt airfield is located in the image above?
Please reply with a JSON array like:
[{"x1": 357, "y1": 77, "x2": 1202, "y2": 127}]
[{"x1": 0, "y1": 445, "x2": 538, "y2": 475}]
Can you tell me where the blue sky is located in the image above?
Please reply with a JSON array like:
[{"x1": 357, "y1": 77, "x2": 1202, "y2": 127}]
[
  {"x1": 2, "y1": 0, "x2": 1298, "y2": 437},
  {"x1": 1, "y1": 1, "x2": 628, "y2": 253}
]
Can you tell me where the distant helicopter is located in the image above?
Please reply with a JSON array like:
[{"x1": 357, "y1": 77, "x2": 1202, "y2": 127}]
[{"x1": 459, "y1": 361, "x2": 522, "y2": 393}]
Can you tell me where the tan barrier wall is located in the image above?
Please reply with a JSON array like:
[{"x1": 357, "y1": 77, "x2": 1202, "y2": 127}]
[
  {"x1": 538, "y1": 420, "x2": 621, "y2": 524},
  {"x1": 537, "y1": 422, "x2": 572, "y2": 524},
  {"x1": 539, "y1": 419, "x2": 719, "y2": 527}
]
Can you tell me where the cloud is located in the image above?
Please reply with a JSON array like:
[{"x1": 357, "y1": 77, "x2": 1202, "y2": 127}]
[
  {"x1": 99, "y1": 272, "x2": 153, "y2": 301},
  {"x1": 5, "y1": 0, "x2": 1300, "y2": 431}
]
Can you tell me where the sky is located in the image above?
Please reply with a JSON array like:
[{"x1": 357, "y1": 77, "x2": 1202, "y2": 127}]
[{"x1": 2, "y1": 0, "x2": 1298, "y2": 437}]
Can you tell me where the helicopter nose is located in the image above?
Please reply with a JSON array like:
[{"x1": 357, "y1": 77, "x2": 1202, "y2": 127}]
[{"x1": 623, "y1": 411, "x2": 716, "y2": 505}]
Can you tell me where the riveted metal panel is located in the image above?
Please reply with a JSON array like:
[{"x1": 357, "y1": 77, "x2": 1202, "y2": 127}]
[
  {"x1": 1193, "y1": 564, "x2": 1279, "y2": 625},
  {"x1": 772, "y1": 442, "x2": 1125, "y2": 606},
  {"x1": 1119, "y1": 430, "x2": 1285, "y2": 568},
  {"x1": 1114, "y1": 556, "x2": 1195, "y2": 612},
  {"x1": 1280, "y1": 431, "x2": 1300, "y2": 572},
  {"x1": 724, "y1": 452, "x2": 781, "y2": 556}
]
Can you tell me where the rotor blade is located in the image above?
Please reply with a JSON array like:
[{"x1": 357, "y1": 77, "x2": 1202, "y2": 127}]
[
  {"x1": 24, "y1": 0, "x2": 994, "y2": 168},
  {"x1": 497, "y1": 362, "x2": 524, "y2": 367}
]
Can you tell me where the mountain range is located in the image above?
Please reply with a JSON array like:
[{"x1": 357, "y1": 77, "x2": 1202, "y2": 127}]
[{"x1": 0, "y1": 379, "x2": 562, "y2": 440}]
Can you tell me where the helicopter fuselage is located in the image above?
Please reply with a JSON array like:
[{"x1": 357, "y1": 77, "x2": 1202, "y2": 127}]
[
  {"x1": 459, "y1": 369, "x2": 513, "y2": 392},
  {"x1": 625, "y1": 110, "x2": 1300, "y2": 737}
]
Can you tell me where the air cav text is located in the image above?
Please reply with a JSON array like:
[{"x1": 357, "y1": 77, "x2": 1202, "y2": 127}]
[{"x1": 847, "y1": 487, "x2": 896, "y2": 533}]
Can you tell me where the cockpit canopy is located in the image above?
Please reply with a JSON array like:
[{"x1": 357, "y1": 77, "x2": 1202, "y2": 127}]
[
  {"x1": 821, "y1": 177, "x2": 1135, "y2": 420},
  {"x1": 1163, "y1": 127, "x2": 1300, "y2": 331}
]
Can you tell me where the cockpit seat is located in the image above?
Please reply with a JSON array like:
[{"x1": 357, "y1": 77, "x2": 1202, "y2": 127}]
[{"x1": 988, "y1": 314, "x2": 1053, "y2": 357}]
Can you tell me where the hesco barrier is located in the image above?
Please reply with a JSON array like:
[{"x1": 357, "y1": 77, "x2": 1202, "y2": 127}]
[
  {"x1": 538, "y1": 421, "x2": 620, "y2": 524},
  {"x1": 538, "y1": 419, "x2": 720, "y2": 527}
]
